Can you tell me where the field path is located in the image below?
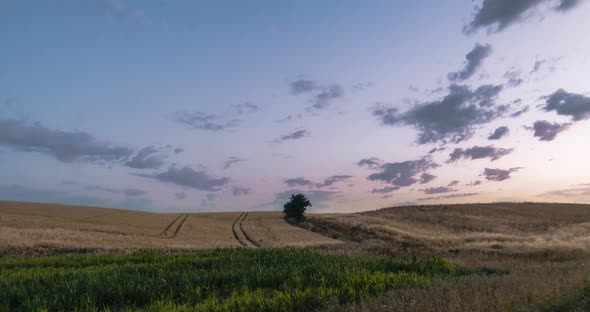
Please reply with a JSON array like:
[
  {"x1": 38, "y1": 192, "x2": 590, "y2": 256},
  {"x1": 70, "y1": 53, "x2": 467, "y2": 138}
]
[
  {"x1": 159, "y1": 213, "x2": 189, "y2": 238},
  {"x1": 232, "y1": 212, "x2": 259, "y2": 248}
]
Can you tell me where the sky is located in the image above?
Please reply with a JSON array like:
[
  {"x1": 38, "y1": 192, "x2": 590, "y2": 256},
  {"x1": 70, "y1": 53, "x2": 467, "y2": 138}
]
[{"x1": 1, "y1": 0, "x2": 590, "y2": 213}]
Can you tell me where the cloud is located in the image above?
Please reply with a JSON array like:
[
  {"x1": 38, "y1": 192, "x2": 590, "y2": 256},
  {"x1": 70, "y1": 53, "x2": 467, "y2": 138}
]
[
  {"x1": 125, "y1": 146, "x2": 166, "y2": 169},
  {"x1": 290, "y1": 79, "x2": 320, "y2": 94},
  {"x1": 488, "y1": 126, "x2": 509, "y2": 140},
  {"x1": 357, "y1": 157, "x2": 383, "y2": 169},
  {"x1": 467, "y1": 180, "x2": 483, "y2": 186},
  {"x1": 175, "y1": 111, "x2": 240, "y2": 132},
  {"x1": 232, "y1": 103, "x2": 260, "y2": 115},
  {"x1": 284, "y1": 177, "x2": 315, "y2": 187},
  {"x1": 420, "y1": 173, "x2": 437, "y2": 184},
  {"x1": 284, "y1": 175, "x2": 353, "y2": 188},
  {"x1": 540, "y1": 184, "x2": 590, "y2": 198},
  {"x1": 137, "y1": 166, "x2": 229, "y2": 191},
  {"x1": 0, "y1": 119, "x2": 133, "y2": 163},
  {"x1": 277, "y1": 129, "x2": 309, "y2": 141},
  {"x1": 173, "y1": 147, "x2": 184, "y2": 154},
  {"x1": 447, "y1": 146, "x2": 513, "y2": 162},
  {"x1": 223, "y1": 156, "x2": 246, "y2": 169},
  {"x1": 418, "y1": 193, "x2": 480, "y2": 201},
  {"x1": 556, "y1": 0, "x2": 581, "y2": 11},
  {"x1": 510, "y1": 105, "x2": 530, "y2": 118},
  {"x1": 543, "y1": 89, "x2": 590, "y2": 121},
  {"x1": 448, "y1": 180, "x2": 460, "y2": 186},
  {"x1": 371, "y1": 186, "x2": 400, "y2": 194},
  {"x1": 310, "y1": 85, "x2": 344, "y2": 110},
  {"x1": 483, "y1": 167, "x2": 522, "y2": 181},
  {"x1": 530, "y1": 120, "x2": 571, "y2": 141},
  {"x1": 175, "y1": 192, "x2": 186, "y2": 200},
  {"x1": 504, "y1": 71, "x2": 524, "y2": 87},
  {"x1": 372, "y1": 84, "x2": 507, "y2": 144},
  {"x1": 464, "y1": 0, "x2": 580, "y2": 34},
  {"x1": 448, "y1": 44, "x2": 492, "y2": 81},
  {"x1": 84, "y1": 185, "x2": 147, "y2": 197},
  {"x1": 231, "y1": 186, "x2": 251, "y2": 196},
  {"x1": 317, "y1": 175, "x2": 353, "y2": 187},
  {"x1": 365, "y1": 157, "x2": 439, "y2": 187},
  {"x1": 421, "y1": 186, "x2": 457, "y2": 195}
]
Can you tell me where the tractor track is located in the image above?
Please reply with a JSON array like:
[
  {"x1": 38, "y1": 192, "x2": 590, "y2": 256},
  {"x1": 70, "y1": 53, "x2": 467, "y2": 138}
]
[
  {"x1": 232, "y1": 212, "x2": 259, "y2": 248},
  {"x1": 159, "y1": 213, "x2": 189, "y2": 238}
]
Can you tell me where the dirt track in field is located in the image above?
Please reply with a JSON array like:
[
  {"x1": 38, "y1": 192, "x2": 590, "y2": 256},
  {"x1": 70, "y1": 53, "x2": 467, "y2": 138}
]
[
  {"x1": 232, "y1": 212, "x2": 259, "y2": 248},
  {"x1": 159, "y1": 213, "x2": 189, "y2": 238}
]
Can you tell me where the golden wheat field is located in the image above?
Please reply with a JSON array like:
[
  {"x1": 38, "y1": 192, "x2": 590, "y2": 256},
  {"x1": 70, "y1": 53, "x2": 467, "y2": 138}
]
[{"x1": 0, "y1": 201, "x2": 341, "y2": 252}]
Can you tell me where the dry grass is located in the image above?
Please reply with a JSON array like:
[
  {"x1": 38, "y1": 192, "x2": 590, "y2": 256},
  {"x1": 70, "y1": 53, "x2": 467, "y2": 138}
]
[
  {"x1": 0, "y1": 201, "x2": 341, "y2": 253},
  {"x1": 242, "y1": 211, "x2": 342, "y2": 247},
  {"x1": 305, "y1": 202, "x2": 590, "y2": 312},
  {"x1": 308, "y1": 203, "x2": 590, "y2": 258}
]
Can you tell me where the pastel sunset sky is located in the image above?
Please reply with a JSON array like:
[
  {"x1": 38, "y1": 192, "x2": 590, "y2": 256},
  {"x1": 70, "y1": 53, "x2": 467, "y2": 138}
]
[{"x1": 1, "y1": 0, "x2": 590, "y2": 212}]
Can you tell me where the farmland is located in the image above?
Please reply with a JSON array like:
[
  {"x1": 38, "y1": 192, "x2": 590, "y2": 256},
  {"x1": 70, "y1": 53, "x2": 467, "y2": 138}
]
[
  {"x1": 0, "y1": 201, "x2": 340, "y2": 252},
  {"x1": 2, "y1": 201, "x2": 590, "y2": 311}
]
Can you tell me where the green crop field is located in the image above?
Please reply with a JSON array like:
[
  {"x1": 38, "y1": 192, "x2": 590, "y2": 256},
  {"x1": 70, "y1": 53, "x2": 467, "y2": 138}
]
[{"x1": 0, "y1": 249, "x2": 464, "y2": 312}]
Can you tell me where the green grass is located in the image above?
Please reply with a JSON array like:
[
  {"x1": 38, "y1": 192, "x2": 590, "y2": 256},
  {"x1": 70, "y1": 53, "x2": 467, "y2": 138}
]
[{"x1": 0, "y1": 249, "x2": 461, "y2": 312}]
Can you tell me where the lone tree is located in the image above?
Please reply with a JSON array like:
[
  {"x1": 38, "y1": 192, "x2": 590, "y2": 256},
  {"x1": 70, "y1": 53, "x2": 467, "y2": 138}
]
[{"x1": 282, "y1": 193, "x2": 311, "y2": 222}]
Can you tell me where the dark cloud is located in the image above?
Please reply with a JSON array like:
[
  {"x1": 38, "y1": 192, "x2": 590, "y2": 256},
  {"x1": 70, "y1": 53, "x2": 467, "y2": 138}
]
[
  {"x1": 0, "y1": 119, "x2": 133, "y2": 163},
  {"x1": 464, "y1": 0, "x2": 579, "y2": 34},
  {"x1": 530, "y1": 120, "x2": 571, "y2": 141},
  {"x1": 175, "y1": 192, "x2": 186, "y2": 200},
  {"x1": 556, "y1": 0, "x2": 581, "y2": 11},
  {"x1": 317, "y1": 175, "x2": 353, "y2": 187},
  {"x1": 447, "y1": 146, "x2": 513, "y2": 162},
  {"x1": 125, "y1": 146, "x2": 166, "y2": 169},
  {"x1": 543, "y1": 89, "x2": 590, "y2": 121},
  {"x1": 278, "y1": 129, "x2": 309, "y2": 141},
  {"x1": 84, "y1": 185, "x2": 147, "y2": 197},
  {"x1": 310, "y1": 85, "x2": 344, "y2": 110},
  {"x1": 232, "y1": 103, "x2": 260, "y2": 115},
  {"x1": 137, "y1": 166, "x2": 229, "y2": 191},
  {"x1": 223, "y1": 156, "x2": 246, "y2": 169},
  {"x1": 448, "y1": 180, "x2": 460, "y2": 187},
  {"x1": 488, "y1": 126, "x2": 510, "y2": 140},
  {"x1": 448, "y1": 44, "x2": 492, "y2": 81},
  {"x1": 231, "y1": 186, "x2": 251, "y2": 196},
  {"x1": 483, "y1": 167, "x2": 522, "y2": 181},
  {"x1": 175, "y1": 111, "x2": 240, "y2": 132},
  {"x1": 290, "y1": 79, "x2": 320, "y2": 94},
  {"x1": 504, "y1": 71, "x2": 524, "y2": 87},
  {"x1": 420, "y1": 173, "x2": 437, "y2": 184},
  {"x1": 357, "y1": 157, "x2": 383, "y2": 169},
  {"x1": 373, "y1": 84, "x2": 506, "y2": 144},
  {"x1": 418, "y1": 193, "x2": 480, "y2": 201},
  {"x1": 421, "y1": 186, "x2": 457, "y2": 195},
  {"x1": 62, "y1": 180, "x2": 77, "y2": 185},
  {"x1": 284, "y1": 175, "x2": 353, "y2": 188},
  {"x1": 173, "y1": 147, "x2": 184, "y2": 154},
  {"x1": 371, "y1": 186, "x2": 400, "y2": 194},
  {"x1": 510, "y1": 106, "x2": 530, "y2": 118},
  {"x1": 366, "y1": 157, "x2": 439, "y2": 187},
  {"x1": 467, "y1": 180, "x2": 483, "y2": 186},
  {"x1": 428, "y1": 147, "x2": 446, "y2": 154},
  {"x1": 284, "y1": 177, "x2": 315, "y2": 187}
]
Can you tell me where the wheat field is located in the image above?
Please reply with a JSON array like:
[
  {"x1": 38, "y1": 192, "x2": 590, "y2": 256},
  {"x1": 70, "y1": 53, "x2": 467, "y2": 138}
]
[{"x1": 0, "y1": 201, "x2": 340, "y2": 253}]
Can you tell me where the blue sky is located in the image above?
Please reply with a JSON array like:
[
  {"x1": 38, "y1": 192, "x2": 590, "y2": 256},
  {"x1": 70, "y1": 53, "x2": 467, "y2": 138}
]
[{"x1": 1, "y1": 0, "x2": 590, "y2": 212}]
